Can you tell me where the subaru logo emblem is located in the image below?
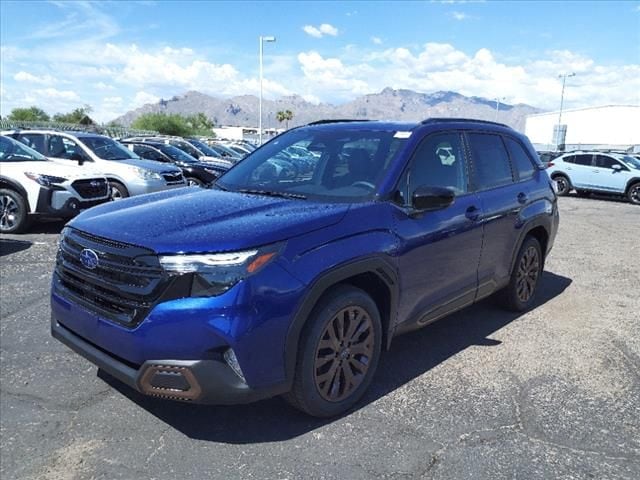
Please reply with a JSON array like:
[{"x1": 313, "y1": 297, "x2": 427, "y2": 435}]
[{"x1": 80, "y1": 249, "x2": 99, "y2": 270}]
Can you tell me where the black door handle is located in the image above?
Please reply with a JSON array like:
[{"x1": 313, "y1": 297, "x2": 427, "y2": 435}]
[
  {"x1": 517, "y1": 192, "x2": 528, "y2": 204},
  {"x1": 465, "y1": 206, "x2": 480, "y2": 221}
]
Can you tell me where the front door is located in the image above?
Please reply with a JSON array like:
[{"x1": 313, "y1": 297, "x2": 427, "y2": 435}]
[{"x1": 394, "y1": 131, "x2": 484, "y2": 327}]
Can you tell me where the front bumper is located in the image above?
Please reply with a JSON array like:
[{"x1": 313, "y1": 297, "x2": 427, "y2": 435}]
[
  {"x1": 36, "y1": 187, "x2": 108, "y2": 218},
  {"x1": 51, "y1": 319, "x2": 286, "y2": 404}
]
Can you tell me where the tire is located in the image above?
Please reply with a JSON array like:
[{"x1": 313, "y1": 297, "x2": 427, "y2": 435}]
[
  {"x1": 627, "y1": 182, "x2": 640, "y2": 205},
  {"x1": 499, "y1": 236, "x2": 543, "y2": 312},
  {"x1": 285, "y1": 285, "x2": 382, "y2": 417},
  {"x1": 186, "y1": 177, "x2": 204, "y2": 187},
  {"x1": 576, "y1": 189, "x2": 591, "y2": 198},
  {"x1": 0, "y1": 189, "x2": 30, "y2": 234},
  {"x1": 553, "y1": 175, "x2": 571, "y2": 196},
  {"x1": 109, "y1": 181, "x2": 129, "y2": 201}
]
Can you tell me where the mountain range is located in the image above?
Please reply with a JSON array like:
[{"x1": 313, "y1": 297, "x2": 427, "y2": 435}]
[{"x1": 113, "y1": 88, "x2": 544, "y2": 132}]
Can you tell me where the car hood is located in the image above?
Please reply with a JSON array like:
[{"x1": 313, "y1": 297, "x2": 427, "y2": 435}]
[
  {"x1": 9, "y1": 159, "x2": 104, "y2": 180},
  {"x1": 116, "y1": 158, "x2": 182, "y2": 173},
  {"x1": 68, "y1": 188, "x2": 350, "y2": 253}
]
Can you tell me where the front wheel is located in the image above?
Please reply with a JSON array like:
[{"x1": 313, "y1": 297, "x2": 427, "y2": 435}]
[
  {"x1": 285, "y1": 286, "x2": 382, "y2": 417},
  {"x1": 0, "y1": 189, "x2": 30, "y2": 234},
  {"x1": 627, "y1": 183, "x2": 640, "y2": 205},
  {"x1": 499, "y1": 236, "x2": 543, "y2": 312},
  {"x1": 109, "y1": 181, "x2": 129, "y2": 201},
  {"x1": 186, "y1": 177, "x2": 204, "y2": 187}
]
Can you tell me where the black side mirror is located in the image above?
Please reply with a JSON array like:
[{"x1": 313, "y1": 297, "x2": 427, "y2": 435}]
[
  {"x1": 70, "y1": 152, "x2": 85, "y2": 166},
  {"x1": 411, "y1": 186, "x2": 455, "y2": 212}
]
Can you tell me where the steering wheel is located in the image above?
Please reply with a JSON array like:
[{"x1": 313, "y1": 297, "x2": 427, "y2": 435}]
[{"x1": 350, "y1": 181, "x2": 376, "y2": 190}]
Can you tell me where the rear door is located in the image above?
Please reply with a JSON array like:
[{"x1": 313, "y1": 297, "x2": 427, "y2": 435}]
[
  {"x1": 466, "y1": 132, "x2": 525, "y2": 293},
  {"x1": 563, "y1": 154, "x2": 594, "y2": 188}
]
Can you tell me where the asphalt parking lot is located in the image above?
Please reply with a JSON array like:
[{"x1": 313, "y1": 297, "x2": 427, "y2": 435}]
[{"x1": 1, "y1": 195, "x2": 639, "y2": 480}]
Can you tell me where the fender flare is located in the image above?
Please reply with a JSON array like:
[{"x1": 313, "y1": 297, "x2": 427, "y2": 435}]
[
  {"x1": 0, "y1": 176, "x2": 31, "y2": 211},
  {"x1": 283, "y1": 255, "x2": 399, "y2": 386}
]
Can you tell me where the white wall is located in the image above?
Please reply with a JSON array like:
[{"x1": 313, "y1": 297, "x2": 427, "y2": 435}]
[{"x1": 525, "y1": 106, "x2": 640, "y2": 147}]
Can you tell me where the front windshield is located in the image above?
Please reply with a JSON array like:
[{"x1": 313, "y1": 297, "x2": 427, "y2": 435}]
[
  {"x1": 217, "y1": 127, "x2": 409, "y2": 202},
  {"x1": 621, "y1": 155, "x2": 640, "y2": 169},
  {"x1": 169, "y1": 140, "x2": 202, "y2": 158},
  {"x1": 188, "y1": 139, "x2": 222, "y2": 158},
  {"x1": 158, "y1": 144, "x2": 198, "y2": 163},
  {"x1": 0, "y1": 136, "x2": 48, "y2": 162},
  {"x1": 83, "y1": 136, "x2": 138, "y2": 160}
]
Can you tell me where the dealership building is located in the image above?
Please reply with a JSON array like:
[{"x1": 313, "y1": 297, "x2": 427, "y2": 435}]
[{"x1": 524, "y1": 105, "x2": 640, "y2": 152}]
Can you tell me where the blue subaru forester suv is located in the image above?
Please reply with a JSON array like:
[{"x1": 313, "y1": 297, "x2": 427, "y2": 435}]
[{"x1": 51, "y1": 119, "x2": 559, "y2": 417}]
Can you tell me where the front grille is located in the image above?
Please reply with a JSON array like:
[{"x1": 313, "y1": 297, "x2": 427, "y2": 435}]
[
  {"x1": 72, "y1": 179, "x2": 109, "y2": 199},
  {"x1": 54, "y1": 228, "x2": 170, "y2": 327},
  {"x1": 162, "y1": 171, "x2": 185, "y2": 185}
]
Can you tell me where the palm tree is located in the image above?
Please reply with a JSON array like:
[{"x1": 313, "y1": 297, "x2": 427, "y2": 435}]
[{"x1": 276, "y1": 109, "x2": 294, "y2": 130}]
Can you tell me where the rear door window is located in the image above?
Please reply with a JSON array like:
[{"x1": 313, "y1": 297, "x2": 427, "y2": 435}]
[
  {"x1": 505, "y1": 137, "x2": 535, "y2": 181},
  {"x1": 573, "y1": 154, "x2": 593, "y2": 166},
  {"x1": 16, "y1": 134, "x2": 46, "y2": 154},
  {"x1": 467, "y1": 133, "x2": 514, "y2": 190}
]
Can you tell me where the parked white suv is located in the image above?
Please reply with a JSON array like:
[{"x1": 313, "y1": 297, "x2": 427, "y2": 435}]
[
  {"x1": 3, "y1": 130, "x2": 186, "y2": 200},
  {"x1": 0, "y1": 136, "x2": 110, "y2": 233}
]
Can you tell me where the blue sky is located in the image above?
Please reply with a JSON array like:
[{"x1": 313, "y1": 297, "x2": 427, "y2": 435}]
[{"x1": 1, "y1": 0, "x2": 639, "y2": 122}]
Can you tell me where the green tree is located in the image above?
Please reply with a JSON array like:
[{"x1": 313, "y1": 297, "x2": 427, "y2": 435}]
[
  {"x1": 276, "y1": 109, "x2": 294, "y2": 129},
  {"x1": 131, "y1": 112, "x2": 194, "y2": 136},
  {"x1": 53, "y1": 105, "x2": 95, "y2": 124},
  {"x1": 185, "y1": 112, "x2": 214, "y2": 136},
  {"x1": 8, "y1": 106, "x2": 50, "y2": 122}
]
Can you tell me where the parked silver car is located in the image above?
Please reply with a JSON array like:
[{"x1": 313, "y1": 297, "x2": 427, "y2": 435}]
[{"x1": 3, "y1": 130, "x2": 186, "y2": 199}]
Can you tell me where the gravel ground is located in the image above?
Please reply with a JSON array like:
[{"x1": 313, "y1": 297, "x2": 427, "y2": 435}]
[{"x1": 1, "y1": 195, "x2": 639, "y2": 480}]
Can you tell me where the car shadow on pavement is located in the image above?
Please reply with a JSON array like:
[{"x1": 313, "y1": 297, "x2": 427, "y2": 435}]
[
  {"x1": 0, "y1": 239, "x2": 33, "y2": 256},
  {"x1": 99, "y1": 271, "x2": 572, "y2": 444},
  {"x1": 26, "y1": 219, "x2": 67, "y2": 234}
]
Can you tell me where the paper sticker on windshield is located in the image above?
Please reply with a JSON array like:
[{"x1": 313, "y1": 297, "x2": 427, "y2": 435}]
[{"x1": 393, "y1": 131, "x2": 412, "y2": 139}]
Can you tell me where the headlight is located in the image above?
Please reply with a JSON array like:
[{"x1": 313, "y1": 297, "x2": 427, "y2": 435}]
[
  {"x1": 159, "y1": 244, "x2": 282, "y2": 296},
  {"x1": 24, "y1": 172, "x2": 68, "y2": 186},
  {"x1": 128, "y1": 166, "x2": 161, "y2": 181}
]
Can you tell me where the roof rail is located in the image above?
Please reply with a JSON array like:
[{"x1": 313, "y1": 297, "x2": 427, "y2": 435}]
[
  {"x1": 420, "y1": 117, "x2": 510, "y2": 128},
  {"x1": 306, "y1": 119, "x2": 372, "y2": 126}
]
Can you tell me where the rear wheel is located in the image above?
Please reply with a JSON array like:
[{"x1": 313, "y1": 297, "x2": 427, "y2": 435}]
[
  {"x1": 109, "y1": 181, "x2": 129, "y2": 201},
  {"x1": 285, "y1": 285, "x2": 382, "y2": 417},
  {"x1": 553, "y1": 175, "x2": 571, "y2": 196},
  {"x1": 499, "y1": 236, "x2": 543, "y2": 312},
  {"x1": 627, "y1": 182, "x2": 640, "y2": 205},
  {"x1": 0, "y1": 189, "x2": 30, "y2": 234}
]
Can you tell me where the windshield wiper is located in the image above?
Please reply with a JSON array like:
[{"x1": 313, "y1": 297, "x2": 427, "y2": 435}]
[{"x1": 237, "y1": 188, "x2": 307, "y2": 200}]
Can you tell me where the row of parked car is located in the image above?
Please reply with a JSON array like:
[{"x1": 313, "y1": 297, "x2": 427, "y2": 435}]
[
  {"x1": 0, "y1": 129, "x2": 258, "y2": 233},
  {"x1": 537, "y1": 149, "x2": 640, "y2": 204}
]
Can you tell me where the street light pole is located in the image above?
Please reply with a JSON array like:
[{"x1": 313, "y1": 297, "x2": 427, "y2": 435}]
[
  {"x1": 259, "y1": 35, "x2": 276, "y2": 146},
  {"x1": 555, "y1": 72, "x2": 575, "y2": 150}
]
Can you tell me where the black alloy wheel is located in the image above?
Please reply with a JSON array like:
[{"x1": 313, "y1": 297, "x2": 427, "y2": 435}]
[
  {"x1": 186, "y1": 177, "x2": 204, "y2": 187},
  {"x1": 109, "y1": 181, "x2": 129, "y2": 201},
  {"x1": 500, "y1": 236, "x2": 543, "y2": 312},
  {"x1": 285, "y1": 285, "x2": 382, "y2": 417},
  {"x1": 554, "y1": 175, "x2": 571, "y2": 196},
  {"x1": 516, "y1": 245, "x2": 540, "y2": 304},
  {"x1": 628, "y1": 183, "x2": 640, "y2": 205},
  {"x1": 0, "y1": 189, "x2": 29, "y2": 234},
  {"x1": 314, "y1": 305, "x2": 375, "y2": 402}
]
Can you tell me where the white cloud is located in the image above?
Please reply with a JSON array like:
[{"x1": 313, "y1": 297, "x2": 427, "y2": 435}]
[
  {"x1": 133, "y1": 91, "x2": 160, "y2": 108},
  {"x1": 451, "y1": 11, "x2": 470, "y2": 20},
  {"x1": 103, "y1": 96, "x2": 123, "y2": 105},
  {"x1": 302, "y1": 23, "x2": 339, "y2": 38},
  {"x1": 14, "y1": 71, "x2": 56, "y2": 85},
  {"x1": 33, "y1": 88, "x2": 80, "y2": 100},
  {"x1": 371, "y1": 36, "x2": 383, "y2": 45}
]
